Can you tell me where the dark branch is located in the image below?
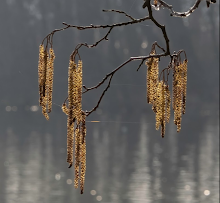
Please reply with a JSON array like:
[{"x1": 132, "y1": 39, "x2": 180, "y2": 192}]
[{"x1": 155, "y1": 0, "x2": 203, "y2": 17}]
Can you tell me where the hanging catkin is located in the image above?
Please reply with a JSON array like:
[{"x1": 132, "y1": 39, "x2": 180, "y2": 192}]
[
  {"x1": 80, "y1": 113, "x2": 86, "y2": 194},
  {"x1": 182, "y1": 59, "x2": 188, "y2": 114},
  {"x1": 46, "y1": 48, "x2": 55, "y2": 113},
  {"x1": 67, "y1": 59, "x2": 76, "y2": 167},
  {"x1": 146, "y1": 52, "x2": 159, "y2": 112}
]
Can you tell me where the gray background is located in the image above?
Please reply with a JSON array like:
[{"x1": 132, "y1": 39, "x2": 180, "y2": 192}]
[{"x1": 0, "y1": 0, "x2": 219, "y2": 203}]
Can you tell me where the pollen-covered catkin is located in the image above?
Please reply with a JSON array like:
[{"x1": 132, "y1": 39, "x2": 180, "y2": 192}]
[
  {"x1": 155, "y1": 81, "x2": 163, "y2": 130},
  {"x1": 165, "y1": 85, "x2": 171, "y2": 123},
  {"x1": 146, "y1": 52, "x2": 159, "y2": 111},
  {"x1": 80, "y1": 113, "x2": 86, "y2": 194},
  {"x1": 182, "y1": 59, "x2": 188, "y2": 114},
  {"x1": 46, "y1": 48, "x2": 55, "y2": 113},
  {"x1": 38, "y1": 44, "x2": 45, "y2": 106},
  {"x1": 173, "y1": 63, "x2": 183, "y2": 132},
  {"x1": 67, "y1": 59, "x2": 75, "y2": 166},
  {"x1": 74, "y1": 126, "x2": 81, "y2": 188},
  {"x1": 75, "y1": 60, "x2": 83, "y2": 123}
]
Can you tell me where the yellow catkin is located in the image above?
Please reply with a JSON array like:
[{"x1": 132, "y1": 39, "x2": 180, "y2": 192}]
[
  {"x1": 155, "y1": 81, "x2": 163, "y2": 130},
  {"x1": 161, "y1": 83, "x2": 166, "y2": 137},
  {"x1": 74, "y1": 126, "x2": 81, "y2": 188},
  {"x1": 38, "y1": 44, "x2": 45, "y2": 106},
  {"x1": 146, "y1": 56, "x2": 154, "y2": 103},
  {"x1": 146, "y1": 51, "x2": 159, "y2": 112},
  {"x1": 40, "y1": 50, "x2": 49, "y2": 120},
  {"x1": 67, "y1": 59, "x2": 76, "y2": 166},
  {"x1": 42, "y1": 97, "x2": 49, "y2": 120},
  {"x1": 46, "y1": 48, "x2": 55, "y2": 113},
  {"x1": 76, "y1": 60, "x2": 83, "y2": 124},
  {"x1": 182, "y1": 59, "x2": 187, "y2": 114},
  {"x1": 165, "y1": 85, "x2": 171, "y2": 123},
  {"x1": 80, "y1": 113, "x2": 86, "y2": 194},
  {"x1": 173, "y1": 63, "x2": 183, "y2": 132}
]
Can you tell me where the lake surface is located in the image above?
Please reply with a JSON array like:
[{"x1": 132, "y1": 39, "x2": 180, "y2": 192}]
[{"x1": 0, "y1": 108, "x2": 218, "y2": 203}]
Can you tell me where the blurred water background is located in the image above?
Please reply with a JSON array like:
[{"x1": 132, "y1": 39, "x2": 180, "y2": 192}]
[{"x1": 0, "y1": 0, "x2": 219, "y2": 203}]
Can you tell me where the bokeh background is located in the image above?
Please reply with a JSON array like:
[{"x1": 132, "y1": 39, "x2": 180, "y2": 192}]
[{"x1": 0, "y1": 0, "x2": 219, "y2": 203}]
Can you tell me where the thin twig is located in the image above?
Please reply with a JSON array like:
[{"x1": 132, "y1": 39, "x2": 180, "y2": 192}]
[{"x1": 103, "y1": 9, "x2": 135, "y2": 20}]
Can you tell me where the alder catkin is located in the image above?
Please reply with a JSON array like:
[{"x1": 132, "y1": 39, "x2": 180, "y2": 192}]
[
  {"x1": 67, "y1": 59, "x2": 75, "y2": 166},
  {"x1": 38, "y1": 44, "x2": 45, "y2": 106},
  {"x1": 173, "y1": 63, "x2": 183, "y2": 132},
  {"x1": 165, "y1": 85, "x2": 171, "y2": 123},
  {"x1": 47, "y1": 48, "x2": 55, "y2": 113},
  {"x1": 155, "y1": 81, "x2": 163, "y2": 130},
  {"x1": 146, "y1": 52, "x2": 159, "y2": 112},
  {"x1": 74, "y1": 126, "x2": 80, "y2": 188},
  {"x1": 80, "y1": 113, "x2": 87, "y2": 194},
  {"x1": 182, "y1": 59, "x2": 188, "y2": 114}
]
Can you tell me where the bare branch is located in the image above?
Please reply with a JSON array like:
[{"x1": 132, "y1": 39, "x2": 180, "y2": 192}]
[
  {"x1": 102, "y1": 9, "x2": 135, "y2": 20},
  {"x1": 155, "y1": 0, "x2": 203, "y2": 17}
]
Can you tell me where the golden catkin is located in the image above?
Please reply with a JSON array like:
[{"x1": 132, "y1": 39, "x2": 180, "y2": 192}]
[
  {"x1": 46, "y1": 48, "x2": 55, "y2": 113},
  {"x1": 80, "y1": 113, "x2": 86, "y2": 194},
  {"x1": 173, "y1": 63, "x2": 183, "y2": 132},
  {"x1": 75, "y1": 60, "x2": 83, "y2": 124},
  {"x1": 74, "y1": 126, "x2": 81, "y2": 188},
  {"x1": 42, "y1": 96, "x2": 49, "y2": 120},
  {"x1": 38, "y1": 44, "x2": 45, "y2": 106},
  {"x1": 161, "y1": 83, "x2": 166, "y2": 137},
  {"x1": 182, "y1": 59, "x2": 188, "y2": 114},
  {"x1": 41, "y1": 50, "x2": 49, "y2": 120},
  {"x1": 67, "y1": 59, "x2": 76, "y2": 166},
  {"x1": 165, "y1": 85, "x2": 171, "y2": 123},
  {"x1": 155, "y1": 81, "x2": 163, "y2": 130},
  {"x1": 146, "y1": 52, "x2": 159, "y2": 111}
]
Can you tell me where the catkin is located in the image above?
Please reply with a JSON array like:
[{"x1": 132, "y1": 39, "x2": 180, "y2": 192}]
[
  {"x1": 165, "y1": 85, "x2": 171, "y2": 123},
  {"x1": 146, "y1": 52, "x2": 159, "y2": 111},
  {"x1": 67, "y1": 59, "x2": 76, "y2": 166},
  {"x1": 155, "y1": 81, "x2": 163, "y2": 130},
  {"x1": 46, "y1": 48, "x2": 55, "y2": 113},
  {"x1": 182, "y1": 59, "x2": 188, "y2": 114},
  {"x1": 76, "y1": 60, "x2": 83, "y2": 123},
  {"x1": 38, "y1": 44, "x2": 45, "y2": 106},
  {"x1": 74, "y1": 126, "x2": 80, "y2": 188},
  {"x1": 173, "y1": 63, "x2": 183, "y2": 132},
  {"x1": 80, "y1": 113, "x2": 86, "y2": 194}
]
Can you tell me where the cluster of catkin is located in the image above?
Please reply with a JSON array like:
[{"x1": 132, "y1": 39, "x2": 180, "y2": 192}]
[
  {"x1": 38, "y1": 44, "x2": 55, "y2": 120},
  {"x1": 62, "y1": 59, "x2": 86, "y2": 194},
  {"x1": 146, "y1": 52, "x2": 187, "y2": 137}
]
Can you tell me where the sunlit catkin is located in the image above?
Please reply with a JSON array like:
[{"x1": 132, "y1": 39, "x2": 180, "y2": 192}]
[
  {"x1": 182, "y1": 59, "x2": 188, "y2": 114},
  {"x1": 75, "y1": 60, "x2": 83, "y2": 124},
  {"x1": 80, "y1": 113, "x2": 86, "y2": 194},
  {"x1": 161, "y1": 83, "x2": 166, "y2": 137},
  {"x1": 165, "y1": 85, "x2": 171, "y2": 123},
  {"x1": 155, "y1": 81, "x2": 163, "y2": 130},
  {"x1": 173, "y1": 63, "x2": 183, "y2": 132},
  {"x1": 38, "y1": 44, "x2": 45, "y2": 105},
  {"x1": 46, "y1": 48, "x2": 55, "y2": 113},
  {"x1": 74, "y1": 126, "x2": 81, "y2": 188},
  {"x1": 146, "y1": 52, "x2": 159, "y2": 112},
  {"x1": 67, "y1": 59, "x2": 76, "y2": 166}
]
